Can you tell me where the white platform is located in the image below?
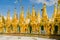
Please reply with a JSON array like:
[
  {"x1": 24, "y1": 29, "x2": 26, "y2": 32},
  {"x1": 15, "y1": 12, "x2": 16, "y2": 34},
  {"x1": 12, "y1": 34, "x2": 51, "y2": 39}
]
[{"x1": 0, "y1": 35, "x2": 56, "y2": 40}]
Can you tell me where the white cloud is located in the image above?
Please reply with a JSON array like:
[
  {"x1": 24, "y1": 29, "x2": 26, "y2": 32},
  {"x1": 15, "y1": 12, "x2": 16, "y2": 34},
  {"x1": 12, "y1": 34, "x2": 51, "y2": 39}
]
[
  {"x1": 30, "y1": 0, "x2": 58, "y2": 6},
  {"x1": 14, "y1": 0, "x2": 18, "y2": 4}
]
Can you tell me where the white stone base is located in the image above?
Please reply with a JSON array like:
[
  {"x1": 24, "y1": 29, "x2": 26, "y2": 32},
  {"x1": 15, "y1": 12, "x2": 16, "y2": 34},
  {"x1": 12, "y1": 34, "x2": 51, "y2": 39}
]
[{"x1": 0, "y1": 35, "x2": 56, "y2": 40}]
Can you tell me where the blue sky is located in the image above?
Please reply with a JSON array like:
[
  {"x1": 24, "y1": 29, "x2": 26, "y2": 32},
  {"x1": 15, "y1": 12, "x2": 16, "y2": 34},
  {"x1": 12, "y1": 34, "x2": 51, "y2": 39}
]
[{"x1": 0, "y1": 0, "x2": 58, "y2": 18}]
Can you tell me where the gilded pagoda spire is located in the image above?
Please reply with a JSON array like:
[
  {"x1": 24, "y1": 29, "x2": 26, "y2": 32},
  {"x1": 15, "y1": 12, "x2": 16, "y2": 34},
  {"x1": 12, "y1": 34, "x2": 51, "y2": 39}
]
[
  {"x1": 37, "y1": 10, "x2": 40, "y2": 18},
  {"x1": 32, "y1": 4, "x2": 36, "y2": 16},
  {"x1": 19, "y1": 6, "x2": 26, "y2": 33},
  {"x1": 12, "y1": 8, "x2": 18, "y2": 24},
  {"x1": 26, "y1": 6, "x2": 31, "y2": 19},
  {"x1": 41, "y1": 3, "x2": 49, "y2": 34},
  {"x1": 37, "y1": 9, "x2": 41, "y2": 23},
  {"x1": 42, "y1": 3, "x2": 48, "y2": 21},
  {"x1": 6, "y1": 10, "x2": 11, "y2": 23},
  {"x1": 20, "y1": 6, "x2": 24, "y2": 17},
  {"x1": 30, "y1": 4, "x2": 37, "y2": 22},
  {"x1": 58, "y1": 0, "x2": 60, "y2": 14},
  {"x1": 6, "y1": 9, "x2": 11, "y2": 22},
  {"x1": 25, "y1": 6, "x2": 31, "y2": 24},
  {"x1": 24, "y1": 7, "x2": 31, "y2": 33},
  {"x1": 19, "y1": 6, "x2": 25, "y2": 23},
  {"x1": 30, "y1": 4, "x2": 38, "y2": 34},
  {"x1": 12, "y1": 8, "x2": 18, "y2": 33},
  {"x1": 13, "y1": 8, "x2": 18, "y2": 20},
  {"x1": 50, "y1": 4, "x2": 57, "y2": 23},
  {"x1": 52, "y1": 4, "x2": 57, "y2": 19},
  {"x1": 5, "y1": 9, "x2": 12, "y2": 33}
]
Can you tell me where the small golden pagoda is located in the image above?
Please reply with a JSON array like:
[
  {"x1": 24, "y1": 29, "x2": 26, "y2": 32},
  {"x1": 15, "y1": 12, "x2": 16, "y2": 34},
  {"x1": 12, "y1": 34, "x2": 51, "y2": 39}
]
[
  {"x1": 5, "y1": 9, "x2": 11, "y2": 33},
  {"x1": 19, "y1": 6, "x2": 25, "y2": 33},
  {"x1": 30, "y1": 5, "x2": 37, "y2": 34},
  {"x1": 25, "y1": 7, "x2": 31, "y2": 33},
  {"x1": 12, "y1": 8, "x2": 18, "y2": 33},
  {"x1": 0, "y1": 14, "x2": 4, "y2": 33}
]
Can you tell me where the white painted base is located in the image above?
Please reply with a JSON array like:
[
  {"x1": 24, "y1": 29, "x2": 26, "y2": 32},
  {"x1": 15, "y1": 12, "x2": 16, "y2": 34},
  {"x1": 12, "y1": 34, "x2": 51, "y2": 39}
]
[{"x1": 0, "y1": 35, "x2": 56, "y2": 40}]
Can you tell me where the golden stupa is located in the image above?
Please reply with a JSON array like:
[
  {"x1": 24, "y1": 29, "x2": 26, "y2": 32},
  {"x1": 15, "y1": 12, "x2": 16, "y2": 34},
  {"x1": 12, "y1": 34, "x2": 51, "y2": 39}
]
[{"x1": 0, "y1": 0, "x2": 60, "y2": 38}]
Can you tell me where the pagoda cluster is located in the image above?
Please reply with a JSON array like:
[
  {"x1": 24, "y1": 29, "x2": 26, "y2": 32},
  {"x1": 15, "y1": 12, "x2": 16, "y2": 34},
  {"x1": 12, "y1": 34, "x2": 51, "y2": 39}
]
[{"x1": 0, "y1": 3, "x2": 60, "y2": 35}]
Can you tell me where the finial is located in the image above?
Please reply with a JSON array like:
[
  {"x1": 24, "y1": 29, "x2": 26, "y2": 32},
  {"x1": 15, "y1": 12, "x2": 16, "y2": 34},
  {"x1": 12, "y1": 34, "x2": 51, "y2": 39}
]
[
  {"x1": 28, "y1": 6, "x2": 30, "y2": 12},
  {"x1": 8, "y1": 9, "x2": 10, "y2": 11},
  {"x1": 1, "y1": 13, "x2": 2, "y2": 16},
  {"x1": 14, "y1": 7, "x2": 16, "y2": 10},
  {"x1": 43, "y1": 3, "x2": 46, "y2": 8},
  {"x1": 7, "y1": 9, "x2": 10, "y2": 16},
  {"x1": 8, "y1": 5, "x2": 10, "y2": 9},
  {"x1": 20, "y1": 6, "x2": 24, "y2": 16},
  {"x1": 20, "y1": 0, "x2": 22, "y2": 5},
  {"x1": 54, "y1": 3, "x2": 57, "y2": 8},
  {"x1": 44, "y1": 3, "x2": 46, "y2": 5},
  {"x1": 8, "y1": 8, "x2": 10, "y2": 12},
  {"x1": 32, "y1": 4, "x2": 35, "y2": 11},
  {"x1": 44, "y1": 2, "x2": 46, "y2": 5},
  {"x1": 32, "y1": 4, "x2": 34, "y2": 7},
  {"x1": 27, "y1": 6, "x2": 30, "y2": 14},
  {"x1": 32, "y1": 4, "x2": 35, "y2": 8},
  {"x1": 14, "y1": 7, "x2": 17, "y2": 12},
  {"x1": 28, "y1": 5, "x2": 30, "y2": 9},
  {"x1": 22, "y1": 6, "x2": 23, "y2": 9},
  {"x1": 0, "y1": 13, "x2": 1, "y2": 17},
  {"x1": 21, "y1": 6, "x2": 24, "y2": 11},
  {"x1": 14, "y1": 7, "x2": 17, "y2": 15}
]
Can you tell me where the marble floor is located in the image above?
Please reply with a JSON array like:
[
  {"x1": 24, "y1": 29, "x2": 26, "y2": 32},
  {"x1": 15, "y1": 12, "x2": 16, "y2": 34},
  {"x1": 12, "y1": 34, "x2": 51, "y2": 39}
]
[{"x1": 0, "y1": 35, "x2": 56, "y2": 40}]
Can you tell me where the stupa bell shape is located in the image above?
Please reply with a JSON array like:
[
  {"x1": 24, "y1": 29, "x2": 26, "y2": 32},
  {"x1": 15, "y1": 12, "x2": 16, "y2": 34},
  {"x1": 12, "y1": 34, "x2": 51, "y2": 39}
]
[
  {"x1": 20, "y1": 7, "x2": 24, "y2": 18},
  {"x1": 12, "y1": 8, "x2": 18, "y2": 26},
  {"x1": 37, "y1": 9, "x2": 41, "y2": 23},
  {"x1": 42, "y1": 3, "x2": 48, "y2": 21},
  {"x1": 19, "y1": 6, "x2": 25, "y2": 24},
  {"x1": 31, "y1": 5, "x2": 37, "y2": 22},
  {"x1": 30, "y1": 5, "x2": 37, "y2": 32},
  {"x1": 26, "y1": 7, "x2": 31, "y2": 18},
  {"x1": 5, "y1": 10, "x2": 11, "y2": 27},
  {"x1": 50, "y1": 5, "x2": 57, "y2": 22},
  {"x1": 13, "y1": 8, "x2": 18, "y2": 20},
  {"x1": 13, "y1": 8, "x2": 18, "y2": 22},
  {"x1": 32, "y1": 5, "x2": 36, "y2": 17},
  {"x1": 52, "y1": 4, "x2": 57, "y2": 19},
  {"x1": 25, "y1": 7, "x2": 31, "y2": 24},
  {"x1": 58, "y1": 0, "x2": 60, "y2": 14},
  {"x1": 7, "y1": 10, "x2": 11, "y2": 20}
]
